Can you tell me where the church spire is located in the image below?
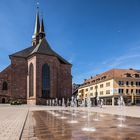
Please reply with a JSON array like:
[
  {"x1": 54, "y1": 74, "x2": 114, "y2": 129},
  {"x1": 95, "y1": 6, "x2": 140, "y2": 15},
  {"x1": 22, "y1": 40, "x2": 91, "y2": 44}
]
[
  {"x1": 39, "y1": 18, "x2": 46, "y2": 40},
  {"x1": 34, "y1": 11, "x2": 40, "y2": 35},
  {"x1": 40, "y1": 18, "x2": 45, "y2": 33},
  {"x1": 32, "y1": 1, "x2": 40, "y2": 47}
]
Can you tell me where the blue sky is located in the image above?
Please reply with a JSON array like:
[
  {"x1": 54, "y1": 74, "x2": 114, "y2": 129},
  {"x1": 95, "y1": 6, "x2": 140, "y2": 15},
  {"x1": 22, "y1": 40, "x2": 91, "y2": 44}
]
[{"x1": 0, "y1": 0, "x2": 140, "y2": 84}]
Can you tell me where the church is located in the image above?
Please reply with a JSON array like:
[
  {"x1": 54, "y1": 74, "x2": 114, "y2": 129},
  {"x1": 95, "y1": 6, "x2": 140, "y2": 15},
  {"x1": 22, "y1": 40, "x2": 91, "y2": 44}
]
[{"x1": 0, "y1": 9, "x2": 72, "y2": 105}]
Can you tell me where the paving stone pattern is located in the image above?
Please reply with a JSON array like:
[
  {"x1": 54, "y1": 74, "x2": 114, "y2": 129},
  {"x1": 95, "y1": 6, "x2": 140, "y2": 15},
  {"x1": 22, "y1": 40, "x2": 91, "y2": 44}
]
[{"x1": 0, "y1": 106, "x2": 28, "y2": 140}]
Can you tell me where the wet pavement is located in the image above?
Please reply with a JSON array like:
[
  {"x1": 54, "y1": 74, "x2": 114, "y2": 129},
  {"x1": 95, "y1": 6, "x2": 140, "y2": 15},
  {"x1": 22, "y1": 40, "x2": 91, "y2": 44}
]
[{"x1": 21, "y1": 110, "x2": 140, "y2": 140}]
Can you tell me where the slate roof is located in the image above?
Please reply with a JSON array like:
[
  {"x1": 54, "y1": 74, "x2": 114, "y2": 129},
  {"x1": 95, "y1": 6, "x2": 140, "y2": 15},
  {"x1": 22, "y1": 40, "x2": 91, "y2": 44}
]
[
  {"x1": 10, "y1": 46, "x2": 34, "y2": 58},
  {"x1": 10, "y1": 38, "x2": 71, "y2": 65}
]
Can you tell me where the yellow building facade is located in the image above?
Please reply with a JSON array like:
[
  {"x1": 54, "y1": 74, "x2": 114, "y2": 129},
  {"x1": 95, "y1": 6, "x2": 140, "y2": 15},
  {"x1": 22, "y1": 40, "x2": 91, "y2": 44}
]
[{"x1": 78, "y1": 69, "x2": 140, "y2": 105}]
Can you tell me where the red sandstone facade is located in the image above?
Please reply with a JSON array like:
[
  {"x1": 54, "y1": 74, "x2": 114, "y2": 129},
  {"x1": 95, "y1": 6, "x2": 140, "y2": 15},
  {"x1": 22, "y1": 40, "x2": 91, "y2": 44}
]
[{"x1": 0, "y1": 11, "x2": 72, "y2": 105}]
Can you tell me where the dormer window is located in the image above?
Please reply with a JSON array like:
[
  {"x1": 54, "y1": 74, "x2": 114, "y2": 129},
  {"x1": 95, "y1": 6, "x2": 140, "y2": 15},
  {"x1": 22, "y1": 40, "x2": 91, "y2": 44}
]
[
  {"x1": 127, "y1": 73, "x2": 131, "y2": 77},
  {"x1": 134, "y1": 74, "x2": 140, "y2": 78},
  {"x1": 96, "y1": 78, "x2": 100, "y2": 82},
  {"x1": 91, "y1": 80, "x2": 95, "y2": 83},
  {"x1": 124, "y1": 73, "x2": 131, "y2": 77},
  {"x1": 101, "y1": 76, "x2": 106, "y2": 80}
]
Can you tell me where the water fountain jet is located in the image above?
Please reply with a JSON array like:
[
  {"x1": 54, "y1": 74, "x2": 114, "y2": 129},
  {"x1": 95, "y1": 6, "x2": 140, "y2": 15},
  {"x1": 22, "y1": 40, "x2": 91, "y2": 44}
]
[
  {"x1": 82, "y1": 93, "x2": 96, "y2": 132},
  {"x1": 117, "y1": 95, "x2": 126, "y2": 128}
]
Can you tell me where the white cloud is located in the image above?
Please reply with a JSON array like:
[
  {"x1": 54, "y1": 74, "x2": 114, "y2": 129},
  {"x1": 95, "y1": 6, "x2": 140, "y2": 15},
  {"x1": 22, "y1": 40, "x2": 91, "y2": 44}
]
[{"x1": 109, "y1": 54, "x2": 140, "y2": 68}]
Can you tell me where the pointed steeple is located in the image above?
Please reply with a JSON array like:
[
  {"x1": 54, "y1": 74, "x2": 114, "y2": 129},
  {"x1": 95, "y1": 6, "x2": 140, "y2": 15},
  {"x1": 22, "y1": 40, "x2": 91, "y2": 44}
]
[
  {"x1": 34, "y1": 11, "x2": 40, "y2": 35},
  {"x1": 32, "y1": 2, "x2": 40, "y2": 47},
  {"x1": 39, "y1": 18, "x2": 46, "y2": 40},
  {"x1": 40, "y1": 18, "x2": 45, "y2": 33}
]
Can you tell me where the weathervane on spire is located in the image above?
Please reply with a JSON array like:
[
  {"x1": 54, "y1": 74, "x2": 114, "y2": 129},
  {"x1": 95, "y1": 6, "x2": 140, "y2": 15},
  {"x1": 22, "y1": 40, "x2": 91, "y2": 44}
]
[{"x1": 36, "y1": 0, "x2": 40, "y2": 10}]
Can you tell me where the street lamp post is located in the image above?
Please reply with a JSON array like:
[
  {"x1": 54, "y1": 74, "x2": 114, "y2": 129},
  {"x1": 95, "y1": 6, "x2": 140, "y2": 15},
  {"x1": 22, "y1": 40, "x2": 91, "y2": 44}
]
[
  {"x1": 95, "y1": 80, "x2": 98, "y2": 106},
  {"x1": 135, "y1": 93, "x2": 137, "y2": 105}
]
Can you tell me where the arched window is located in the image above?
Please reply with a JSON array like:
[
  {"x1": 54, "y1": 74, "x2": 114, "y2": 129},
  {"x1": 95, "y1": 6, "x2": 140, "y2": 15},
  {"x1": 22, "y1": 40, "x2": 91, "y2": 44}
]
[
  {"x1": 29, "y1": 63, "x2": 34, "y2": 97},
  {"x1": 2, "y1": 81, "x2": 8, "y2": 90},
  {"x1": 42, "y1": 64, "x2": 50, "y2": 98}
]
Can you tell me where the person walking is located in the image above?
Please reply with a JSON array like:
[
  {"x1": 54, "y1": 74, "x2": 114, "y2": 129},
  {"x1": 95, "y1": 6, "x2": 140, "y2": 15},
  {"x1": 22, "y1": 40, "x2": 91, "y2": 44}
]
[{"x1": 100, "y1": 99, "x2": 103, "y2": 108}]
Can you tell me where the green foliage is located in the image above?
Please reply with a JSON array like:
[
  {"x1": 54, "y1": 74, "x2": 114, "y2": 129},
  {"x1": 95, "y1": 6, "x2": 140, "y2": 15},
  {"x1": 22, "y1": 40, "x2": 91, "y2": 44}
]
[{"x1": 10, "y1": 100, "x2": 22, "y2": 105}]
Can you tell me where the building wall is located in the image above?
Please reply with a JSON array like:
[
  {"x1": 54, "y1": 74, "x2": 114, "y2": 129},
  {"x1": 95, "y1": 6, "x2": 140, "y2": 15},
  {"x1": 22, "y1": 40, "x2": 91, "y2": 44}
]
[
  {"x1": 0, "y1": 66, "x2": 11, "y2": 103},
  {"x1": 35, "y1": 54, "x2": 59, "y2": 104},
  {"x1": 27, "y1": 56, "x2": 37, "y2": 105},
  {"x1": 113, "y1": 78, "x2": 140, "y2": 104},
  {"x1": 26, "y1": 54, "x2": 72, "y2": 105},
  {"x1": 0, "y1": 57, "x2": 28, "y2": 104},
  {"x1": 60, "y1": 64, "x2": 72, "y2": 99},
  {"x1": 0, "y1": 53, "x2": 72, "y2": 105},
  {"x1": 114, "y1": 78, "x2": 140, "y2": 95},
  {"x1": 10, "y1": 57, "x2": 27, "y2": 103},
  {"x1": 78, "y1": 79, "x2": 114, "y2": 99},
  {"x1": 78, "y1": 78, "x2": 140, "y2": 105}
]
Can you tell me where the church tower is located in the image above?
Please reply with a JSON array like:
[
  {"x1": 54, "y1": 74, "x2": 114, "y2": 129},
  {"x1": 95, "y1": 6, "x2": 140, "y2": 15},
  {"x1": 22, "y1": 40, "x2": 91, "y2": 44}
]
[
  {"x1": 32, "y1": 9, "x2": 40, "y2": 46},
  {"x1": 32, "y1": 3, "x2": 46, "y2": 46},
  {"x1": 26, "y1": 4, "x2": 72, "y2": 105},
  {"x1": 9, "y1": 2, "x2": 72, "y2": 105}
]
